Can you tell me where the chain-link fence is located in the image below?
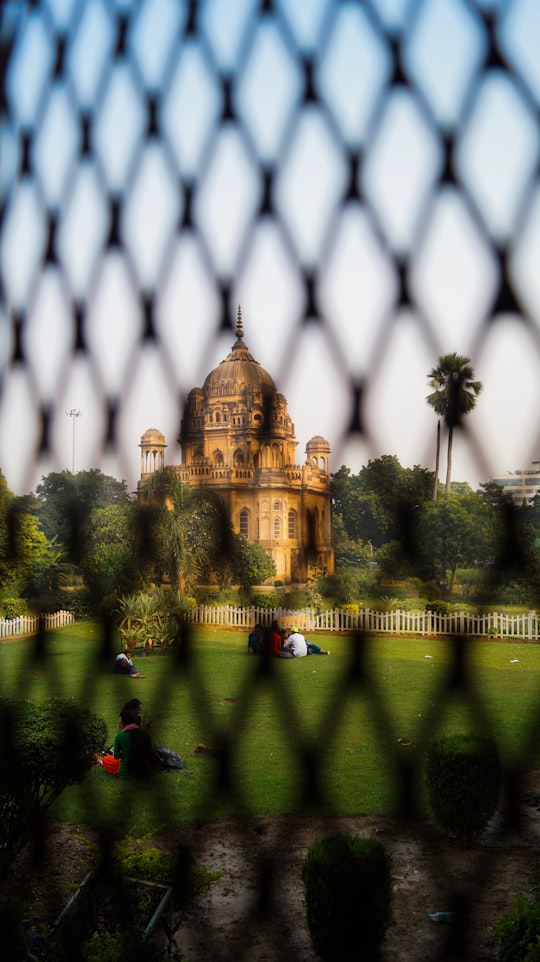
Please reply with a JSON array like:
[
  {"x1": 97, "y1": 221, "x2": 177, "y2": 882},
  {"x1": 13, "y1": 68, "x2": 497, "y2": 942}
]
[{"x1": 1, "y1": 0, "x2": 540, "y2": 959}]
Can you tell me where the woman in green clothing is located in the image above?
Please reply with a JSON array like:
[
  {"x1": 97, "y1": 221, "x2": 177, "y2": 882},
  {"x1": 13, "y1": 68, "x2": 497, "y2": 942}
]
[{"x1": 113, "y1": 708, "x2": 156, "y2": 779}]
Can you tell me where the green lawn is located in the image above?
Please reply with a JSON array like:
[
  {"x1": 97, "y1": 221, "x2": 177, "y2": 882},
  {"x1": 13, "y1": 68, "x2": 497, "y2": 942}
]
[{"x1": 1, "y1": 623, "x2": 539, "y2": 835}]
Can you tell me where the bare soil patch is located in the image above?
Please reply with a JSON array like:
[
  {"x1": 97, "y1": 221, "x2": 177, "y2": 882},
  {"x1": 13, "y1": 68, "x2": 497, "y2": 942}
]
[{"x1": 11, "y1": 772, "x2": 540, "y2": 961}]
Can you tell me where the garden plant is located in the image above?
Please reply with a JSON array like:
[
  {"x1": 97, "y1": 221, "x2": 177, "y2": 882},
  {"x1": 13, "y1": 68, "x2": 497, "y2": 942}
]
[{"x1": 301, "y1": 832, "x2": 393, "y2": 962}]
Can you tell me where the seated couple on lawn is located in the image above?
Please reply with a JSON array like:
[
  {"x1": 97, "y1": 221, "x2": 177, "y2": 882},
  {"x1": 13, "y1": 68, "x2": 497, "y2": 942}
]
[
  {"x1": 248, "y1": 624, "x2": 330, "y2": 658},
  {"x1": 279, "y1": 626, "x2": 330, "y2": 658},
  {"x1": 247, "y1": 621, "x2": 286, "y2": 657}
]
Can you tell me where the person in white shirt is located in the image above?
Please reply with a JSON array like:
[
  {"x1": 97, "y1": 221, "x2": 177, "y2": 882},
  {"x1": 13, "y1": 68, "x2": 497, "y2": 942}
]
[
  {"x1": 282, "y1": 628, "x2": 308, "y2": 657},
  {"x1": 280, "y1": 627, "x2": 331, "y2": 658},
  {"x1": 114, "y1": 650, "x2": 145, "y2": 677}
]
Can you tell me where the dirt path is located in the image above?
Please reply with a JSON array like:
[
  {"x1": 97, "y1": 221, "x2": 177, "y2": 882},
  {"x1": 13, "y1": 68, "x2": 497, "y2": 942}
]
[{"x1": 13, "y1": 772, "x2": 540, "y2": 961}]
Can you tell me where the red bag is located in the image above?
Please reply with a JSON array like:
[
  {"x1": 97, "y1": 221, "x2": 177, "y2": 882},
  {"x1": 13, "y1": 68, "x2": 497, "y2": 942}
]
[{"x1": 100, "y1": 754, "x2": 120, "y2": 776}]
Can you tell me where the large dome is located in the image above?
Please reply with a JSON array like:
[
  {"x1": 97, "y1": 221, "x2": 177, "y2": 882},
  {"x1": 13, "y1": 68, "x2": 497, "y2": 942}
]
[{"x1": 203, "y1": 308, "x2": 276, "y2": 397}]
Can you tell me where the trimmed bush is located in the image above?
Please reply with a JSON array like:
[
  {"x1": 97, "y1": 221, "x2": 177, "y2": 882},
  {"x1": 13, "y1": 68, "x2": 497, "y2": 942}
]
[
  {"x1": 425, "y1": 600, "x2": 451, "y2": 616},
  {"x1": 493, "y1": 885, "x2": 540, "y2": 961},
  {"x1": 426, "y1": 732, "x2": 501, "y2": 846},
  {"x1": 249, "y1": 592, "x2": 279, "y2": 609},
  {"x1": 0, "y1": 697, "x2": 107, "y2": 871},
  {"x1": 0, "y1": 597, "x2": 27, "y2": 619},
  {"x1": 301, "y1": 833, "x2": 393, "y2": 962}
]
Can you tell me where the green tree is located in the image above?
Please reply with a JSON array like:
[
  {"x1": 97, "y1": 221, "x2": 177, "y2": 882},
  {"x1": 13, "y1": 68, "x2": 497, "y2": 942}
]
[
  {"x1": 332, "y1": 515, "x2": 372, "y2": 571},
  {"x1": 426, "y1": 354, "x2": 483, "y2": 497},
  {"x1": 232, "y1": 533, "x2": 276, "y2": 591},
  {"x1": 486, "y1": 497, "x2": 540, "y2": 602},
  {"x1": 142, "y1": 468, "x2": 235, "y2": 593},
  {"x1": 22, "y1": 535, "x2": 70, "y2": 599},
  {"x1": 528, "y1": 490, "x2": 540, "y2": 532},
  {"x1": 375, "y1": 540, "x2": 411, "y2": 583},
  {"x1": 331, "y1": 457, "x2": 432, "y2": 552},
  {"x1": 417, "y1": 490, "x2": 491, "y2": 591},
  {"x1": 0, "y1": 474, "x2": 58, "y2": 598},
  {"x1": 79, "y1": 503, "x2": 152, "y2": 609},
  {"x1": 35, "y1": 470, "x2": 132, "y2": 566}
]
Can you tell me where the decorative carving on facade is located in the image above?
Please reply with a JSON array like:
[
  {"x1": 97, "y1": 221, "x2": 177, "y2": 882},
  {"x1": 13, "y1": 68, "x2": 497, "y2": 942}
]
[{"x1": 139, "y1": 307, "x2": 334, "y2": 583}]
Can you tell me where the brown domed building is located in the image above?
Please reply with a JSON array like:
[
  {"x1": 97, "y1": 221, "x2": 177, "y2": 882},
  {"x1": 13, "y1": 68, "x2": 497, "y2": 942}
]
[{"x1": 138, "y1": 308, "x2": 334, "y2": 584}]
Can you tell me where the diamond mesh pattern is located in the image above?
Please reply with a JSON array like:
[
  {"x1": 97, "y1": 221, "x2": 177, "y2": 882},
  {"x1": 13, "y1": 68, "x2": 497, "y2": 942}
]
[{"x1": 1, "y1": 0, "x2": 540, "y2": 958}]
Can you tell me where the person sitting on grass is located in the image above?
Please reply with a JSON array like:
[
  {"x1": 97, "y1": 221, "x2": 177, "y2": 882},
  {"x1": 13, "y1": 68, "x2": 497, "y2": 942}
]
[
  {"x1": 279, "y1": 627, "x2": 308, "y2": 658},
  {"x1": 113, "y1": 707, "x2": 156, "y2": 779},
  {"x1": 117, "y1": 697, "x2": 151, "y2": 730},
  {"x1": 267, "y1": 620, "x2": 283, "y2": 657},
  {"x1": 279, "y1": 627, "x2": 330, "y2": 658},
  {"x1": 247, "y1": 623, "x2": 264, "y2": 654},
  {"x1": 114, "y1": 649, "x2": 145, "y2": 677}
]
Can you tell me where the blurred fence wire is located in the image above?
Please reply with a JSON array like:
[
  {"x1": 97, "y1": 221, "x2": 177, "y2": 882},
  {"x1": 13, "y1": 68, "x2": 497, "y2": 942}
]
[{"x1": 1, "y1": 0, "x2": 540, "y2": 959}]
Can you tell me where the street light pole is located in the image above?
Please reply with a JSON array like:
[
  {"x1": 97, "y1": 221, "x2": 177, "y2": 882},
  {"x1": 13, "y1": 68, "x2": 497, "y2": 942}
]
[{"x1": 66, "y1": 409, "x2": 82, "y2": 473}]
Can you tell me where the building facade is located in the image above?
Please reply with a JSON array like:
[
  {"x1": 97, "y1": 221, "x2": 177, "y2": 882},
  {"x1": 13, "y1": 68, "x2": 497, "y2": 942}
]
[
  {"x1": 138, "y1": 309, "x2": 334, "y2": 584},
  {"x1": 491, "y1": 462, "x2": 540, "y2": 505}
]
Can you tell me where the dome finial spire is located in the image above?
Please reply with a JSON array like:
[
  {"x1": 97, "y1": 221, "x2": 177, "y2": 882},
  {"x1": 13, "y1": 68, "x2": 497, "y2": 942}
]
[{"x1": 236, "y1": 304, "x2": 244, "y2": 340}]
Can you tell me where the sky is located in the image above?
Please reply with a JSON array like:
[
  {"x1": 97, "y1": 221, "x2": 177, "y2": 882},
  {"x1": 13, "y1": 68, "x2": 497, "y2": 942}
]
[{"x1": 1, "y1": 0, "x2": 540, "y2": 497}]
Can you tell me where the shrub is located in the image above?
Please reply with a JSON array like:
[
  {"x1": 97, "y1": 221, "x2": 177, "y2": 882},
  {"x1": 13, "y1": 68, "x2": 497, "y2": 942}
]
[
  {"x1": 49, "y1": 834, "x2": 222, "y2": 962},
  {"x1": 426, "y1": 732, "x2": 501, "y2": 846},
  {"x1": 248, "y1": 592, "x2": 278, "y2": 610},
  {"x1": 116, "y1": 589, "x2": 195, "y2": 649},
  {"x1": 318, "y1": 572, "x2": 361, "y2": 606},
  {"x1": 425, "y1": 600, "x2": 451, "y2": 616},
  {"x1": 0, "y1": 597, "x2": 27, "y2": 619},
  {"x1": 301, "y1": 833, "x2": 393, "y2": 962},
  {"x1": 0, "y1": 698, "x2": 107, "y2": 871},
  {"x1": 493, "y1": 885, "x2": 540, "y2": 961},
  {"x1": 110, "y1": 833, "x2": 222, "y2": 905}
]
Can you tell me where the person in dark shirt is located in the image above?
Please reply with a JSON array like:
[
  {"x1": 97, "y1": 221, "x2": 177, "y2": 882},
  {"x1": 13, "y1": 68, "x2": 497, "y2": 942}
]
[
  {"x1": 113, "y1": 708, "x2": 156, "y2": 779},
  {"x1": 247, "y1": 623, "x2": 264, "y2": 654}
]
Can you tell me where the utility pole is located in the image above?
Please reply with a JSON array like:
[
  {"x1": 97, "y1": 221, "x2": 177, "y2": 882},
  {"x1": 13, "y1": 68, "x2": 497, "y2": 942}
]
[{"x1": 66, "y1": 409, "x2": 82, "y2": 473}]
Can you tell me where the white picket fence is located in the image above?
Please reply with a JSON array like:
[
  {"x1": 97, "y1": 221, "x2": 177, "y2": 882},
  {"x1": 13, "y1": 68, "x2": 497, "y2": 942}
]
[
  {"x1": 185, "y1": 605, "x2": 540, "y2": 640},
  {"x1": 1, "y1": 606, "x2": 537, "y2": 641},
  {"x1": 0, "y1": 610, "x2": 75, "y2": 639}
]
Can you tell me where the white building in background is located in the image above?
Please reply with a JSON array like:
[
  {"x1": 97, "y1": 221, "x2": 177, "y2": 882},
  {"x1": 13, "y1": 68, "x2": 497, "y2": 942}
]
[{"x1": 491, "y1": 461, "x2": 540, "y2": 505}]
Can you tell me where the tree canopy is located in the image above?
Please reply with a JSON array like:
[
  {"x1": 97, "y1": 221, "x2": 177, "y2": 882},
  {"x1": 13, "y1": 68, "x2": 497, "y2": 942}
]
[
  {"x1": 35, "y1": 470, "x2": 132, "y2": 566},
  {"x1": 331, "y1": 455, "x2": 540, "y2": 602},
  {"x1": 0, "y1": 473, "x2": 61, "y2": 599},
  {"x1": 331, "y1": 457, "x2": 433, "y2": 552}
]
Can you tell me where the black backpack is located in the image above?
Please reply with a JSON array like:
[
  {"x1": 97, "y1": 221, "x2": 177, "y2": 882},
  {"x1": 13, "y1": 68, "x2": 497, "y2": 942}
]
[{"x1": 153, "y1": 745, "x2": 184, "y2": 771}]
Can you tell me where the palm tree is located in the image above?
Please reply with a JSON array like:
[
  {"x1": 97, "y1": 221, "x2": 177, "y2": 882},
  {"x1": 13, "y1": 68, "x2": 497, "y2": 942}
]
[
  {"x1": 427, "y1": 354, "x2": 482, "y2": 497},
  {"x1": 141, "y1": 467, "x2": 233, "y2": 593}
]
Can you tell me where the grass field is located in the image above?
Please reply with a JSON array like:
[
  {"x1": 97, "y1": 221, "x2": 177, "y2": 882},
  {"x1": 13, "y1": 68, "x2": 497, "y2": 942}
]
[{"x1": 1, "y1": 622, "x2": 539, "y2": 835}]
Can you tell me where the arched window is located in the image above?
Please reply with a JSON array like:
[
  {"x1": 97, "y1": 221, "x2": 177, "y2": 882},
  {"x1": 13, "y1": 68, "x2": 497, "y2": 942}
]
[
  {"x1": 273, "y1": 500, "x2": 281, "y2": 511},
  {"x1": 273, "y1": 517, "x2": 281, "y2": 539},
  {"x1": 214, "y1": 450, "x2": 224, "y2": 466},
  {"x1": 288, "y1": 510, "x2": 297, "y2": 539},
  {"x1": 240, "y1": 509, "x2": 249, "y2": 538},
  {"x1": 234, "y1": 450, "x2": 244, "y2": 467}
]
